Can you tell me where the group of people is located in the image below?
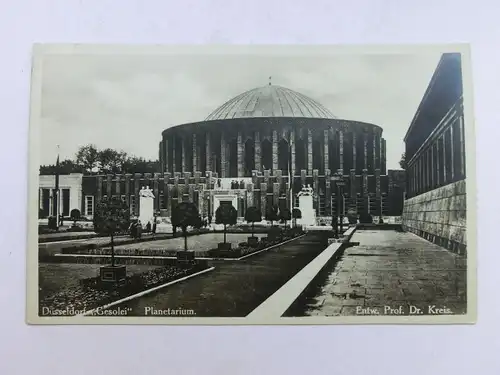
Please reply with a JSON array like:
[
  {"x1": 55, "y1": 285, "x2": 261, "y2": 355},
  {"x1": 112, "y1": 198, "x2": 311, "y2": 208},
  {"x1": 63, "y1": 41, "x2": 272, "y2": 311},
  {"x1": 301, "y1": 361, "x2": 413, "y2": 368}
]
[{"x1": 128, "y1": 218, "x2": 157, "y2": 239}]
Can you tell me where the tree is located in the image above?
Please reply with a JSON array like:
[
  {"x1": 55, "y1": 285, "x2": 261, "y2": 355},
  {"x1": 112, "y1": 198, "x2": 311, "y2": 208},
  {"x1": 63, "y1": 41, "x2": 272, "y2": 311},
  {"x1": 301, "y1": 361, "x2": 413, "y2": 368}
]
[
  {"x1": 399, "y1": 152, "x2": 407, "y2": 169},
  {"x1": 265, "y1": 205, "x2": 279, "y2": 226},
  {"x1": 171, "y1": 202, "x2": 200, "y2": 251},
  {"x1": 98, "y1": 148, "x2": 128, "y2": 174},
  {"x1": 292, "y1": 208, "x2": 302, "y2": 227},
  {"x1": 244, "y1": 206, "x2": 262, "y2": 237},
  {"x1": 70, "y1": 209, "x2": 81, "y2": 227},
  {"x1": 76, "y1": 144, "x2": 100, "y2": 174},
  {"x1": 215, "y1": 204, "x2": 237, "y2": 244},
  {"x1": 40, "y1": 159, "x2": 83, "y2": 175},
  {"x1": 93, "y1": 197, "x2": 130, "y2": 267},
  {"x1": 279, "y1": 207, "x2": 291, "y2": 229}
]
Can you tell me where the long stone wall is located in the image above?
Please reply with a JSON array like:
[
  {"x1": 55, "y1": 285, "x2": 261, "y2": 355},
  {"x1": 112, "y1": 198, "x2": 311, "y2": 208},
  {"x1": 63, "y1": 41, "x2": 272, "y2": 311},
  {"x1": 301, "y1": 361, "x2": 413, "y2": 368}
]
[{"x1": 402, "y1": 179, "x2": 466, "y2": 256}]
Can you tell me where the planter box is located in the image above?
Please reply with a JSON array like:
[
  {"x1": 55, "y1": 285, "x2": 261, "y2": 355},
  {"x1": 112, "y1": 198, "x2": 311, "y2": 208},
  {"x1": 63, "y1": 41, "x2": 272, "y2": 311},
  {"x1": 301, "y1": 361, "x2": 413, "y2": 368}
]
[
  {"x1": 100, "y1": 265, "x2": 127, "y2": 283},
  {"x1": 247, "y1": 236, "x2": 259, "y2": 247},
  {"x1": 217, "y1": 242, "x2": 232, "y2": 250},
  {"x1": 176, "y1": 250, "x2": 196, "y2": 269}
]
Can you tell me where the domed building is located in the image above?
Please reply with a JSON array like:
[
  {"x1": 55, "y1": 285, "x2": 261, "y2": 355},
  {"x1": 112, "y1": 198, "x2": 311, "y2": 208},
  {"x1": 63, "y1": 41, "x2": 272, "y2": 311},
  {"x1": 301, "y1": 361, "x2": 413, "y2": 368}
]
[{"x1": 39, "y1": 84, "x2": 405, "y2": 223}]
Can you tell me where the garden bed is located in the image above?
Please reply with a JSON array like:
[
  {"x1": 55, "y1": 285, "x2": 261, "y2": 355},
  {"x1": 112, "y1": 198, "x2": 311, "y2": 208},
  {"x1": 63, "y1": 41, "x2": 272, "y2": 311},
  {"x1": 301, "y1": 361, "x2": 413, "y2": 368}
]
[
  {"x1": 208, "y1": 229, "x2": 304, "y2": 259},
  {"x1": 38, "y1": 263, "x2": 210, "y2": 316}
]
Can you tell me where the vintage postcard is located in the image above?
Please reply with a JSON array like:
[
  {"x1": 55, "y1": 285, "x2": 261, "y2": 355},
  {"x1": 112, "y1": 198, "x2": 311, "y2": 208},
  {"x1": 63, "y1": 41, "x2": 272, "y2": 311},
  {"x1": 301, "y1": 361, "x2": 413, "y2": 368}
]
[{"x1": 27, "y1": 44, "x2": 476, "y2": 324}]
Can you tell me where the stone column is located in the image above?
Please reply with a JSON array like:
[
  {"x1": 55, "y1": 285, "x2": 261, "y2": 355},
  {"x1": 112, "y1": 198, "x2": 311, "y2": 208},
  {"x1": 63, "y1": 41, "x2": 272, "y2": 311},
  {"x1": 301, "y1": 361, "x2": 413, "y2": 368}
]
[
  {"x1": 205, "y1": 134, "x2": 211, "y2": 172},
  {"x1": 450, "y1": 126, "x2": 454, "y2": 181},
  {"x1": 307, "y1": 129, "x2": 313, "y2": 174},
  {"x1": 164, "y1": 139, "x2": 169, "y2": 173},
  {"x1": 272, "y1": 130, "x2": 278, "y2": 172},
  {"x1": 364, "y1": 133, "x2": 368, "y2": 170},
  {"x1": 436, "y1": 138, "x2": 441, "y2": 186},
  {"x1": 167, "y1": 184, "x2": 174, "y2": 216},
  {"x1": 301, "y1": 169, "x2": 307, "y2": 189},
  {"x1": 339, "y1": 130, "x2": 344, "y2": 173},
  {"x1": 459, "y1": 115, "x2": 465, "y2": 177},
  {"x1": 106, "y1": 174, "x2": 112, "y2": 197},
  {"x1": 164, "y1": 174, "x2": 170, "y2": 213},
  {"x1": 442, "y1": 135, "x2": 447, "y2": 184},
  {"x1": 430, "y1": 144, "x2": 435, "y2": 189},
  {"x1": 260, "y1": 183, "x2": 267, "y2": 217},
  {"x1": 325, "y1": 169, "x2": 331, "y2": 214},
  {"x1": 192, "y1": 133, "x2": 198, "y2": 172},
  {"x1": 124, "y1": 174, "x2": 131, "y2": 205},
  {"x1": 181, "y1": 137, "x2": 187, "y2": 173},
  {"x1": 153, "y1": 173, "x2": 160, "y2": 211},
  {"x1": 350, "y1": 169, "x2": 356, "y2": 199},
  {"x1": 96, "y1": 176, "x2": 103, "y2": 201},
  {"x1": 290, "y1": 130, "x2": 295, "y2": 177},
  {"x1": 375, "y1": 169, "x2": 381, "y2": 197},
  {"x1": 362, "y1": 169, "x2": 368, "y2": 196},
  {"x1": 115, "y1": 175, "x2": 121, "y2": 196},
  {"x1": 324, "y1": 130, "x2": 329, "y2": 175},
  {"x1": 134, "y1": 173, "x2": 141, "y2": 216},
  {"x1": 220, "y1": 133, "x2": 226, "y2": 178},
  {"x1": 372, "y1": 133, "x2": 376, "y2": 174},
  {"x1": 237, "y1": 131, "x2": 244, "y2": 177},
  {"x1": 273, "y1": 183, "x2": 280, "y2": 207},
  {"x1": 254, "y1": 131, "x2": 261, "y2": 173},
  {"x1": 352, "y1": 132, "x2": 357, "y2": 174},
  {"x1": 246, "y1": 183, "x2": 254, "y2": 207},
  {"x1": 172, "y1": 138, "x2": 176, "y2": 173}
]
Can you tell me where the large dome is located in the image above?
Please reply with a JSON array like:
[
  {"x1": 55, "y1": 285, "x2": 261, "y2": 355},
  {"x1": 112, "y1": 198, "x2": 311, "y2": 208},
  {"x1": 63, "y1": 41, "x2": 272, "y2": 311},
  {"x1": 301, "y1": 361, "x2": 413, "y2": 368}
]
[{"x1": 205, "y1": 84, "x2": 336, "y2": 121}]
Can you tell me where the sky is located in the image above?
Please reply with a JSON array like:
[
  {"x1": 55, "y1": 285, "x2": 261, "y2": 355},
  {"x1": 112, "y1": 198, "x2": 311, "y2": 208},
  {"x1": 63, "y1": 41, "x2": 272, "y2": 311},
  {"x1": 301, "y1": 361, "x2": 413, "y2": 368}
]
[{"x1": 38, "y1": 47, "x2": 442, "y2": 170}]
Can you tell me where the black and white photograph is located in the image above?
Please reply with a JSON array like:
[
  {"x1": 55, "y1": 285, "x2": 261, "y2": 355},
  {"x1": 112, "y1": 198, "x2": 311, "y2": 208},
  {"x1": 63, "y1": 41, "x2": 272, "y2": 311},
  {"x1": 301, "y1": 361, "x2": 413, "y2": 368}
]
[{"x1": 27, "y1": 44, "x2": 475, "y2": 324}]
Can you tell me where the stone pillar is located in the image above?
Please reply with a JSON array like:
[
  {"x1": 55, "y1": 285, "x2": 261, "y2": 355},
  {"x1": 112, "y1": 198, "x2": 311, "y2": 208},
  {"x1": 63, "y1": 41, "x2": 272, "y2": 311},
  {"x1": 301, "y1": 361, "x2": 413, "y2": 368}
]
[
  {"x1": 323, "y1": 130, "x2": 329, "y2": 175},
  {"x1": 375, "y1": 169, "x2": 381, "y2": 197},
  {"x1": 172, "y1": 138, "x2": 176, "y2": 173},
  {"x1": 362, "y1": 169, "x2": 368, "y2": 196},
  {"x1": 260, "y1": 183, "x2": 267, "y2": 217},
  {"x1": 273, "y1": 183, "x2": 280, "y2": 206},
  {"x1": 246, "y1": 183, "x2": 254, "y2": 207},
  {"x1": 364, "y1": 133, "x2": 368, "y2": 170},
  {"x1": 163, "y1": 174, "x2": 170, "y2": 213},
  {"x1": 312, "y1": 169, "x2": 319, "y2": 196},
  {"x1": 124, "y1": 174, "x2": 131, "y2": 205},
  {"x1": 448, "y1": 126, "x2": 454, "y2": 181},
  {"x1": 167, "y1": 184, "x2": 174, "y2": 216},
  {"x1": 153, "y1": 173, "x2": 160, "y2": 211},
  {"x1": 194, "y1": 171, "x2": 201, "y2": 185},
  {"x1": 442, "y1": 135, "x2": 447, "y2": 184},
  {"x1": 436, "y1": 138, "x2": 441, "y2": 186},
  {"x1": 96, "y1": 176, "x2": 103, "y2": 201},
  {"x1": 350, "y1": 169, "x2": 356, "y2": 199},
  {"x1": 164, "y1": 138, "x2": 169, "y2": 173},
  {"x1": 205, "y1": 134, "x2": 211, "y2": 172},
  {"x1": 134, "y1": 173, "x2": 141, "y2": 216},
  {"x1": 237, "y1": 131, "x2": 244, "y2": 177},
  {"x1": 192, "y1": 133, "x2": 198, "y2": 172},
  {"x1": 220, "y1": 133, "x2": 226, "y2": 178},
  {"x1": 181, "y1": 137, "x2": 187, "y2": 173},
  {"x1": 115, "y1": 175, "x2": 121, "y2": 196},
  {"x1": 307, "y1": 129, "x2": 313, "y2": 174},
  {"x1": 459, "y1": 115, "x2": 465, "y2": 177},
  {"x1": 325, "y1": 169, "x2": 331, "y2": 214},
  {"x1": 106, "y1": 174, "x2": 112, "y2": 197},
  {"x1": 188, "y1": 184, "x2": 195, "y2": 202},
  {"x1": 352, "y1": 132, "x2": 357, "y2": 174},
  {"x1": 272, "y1": 130, "x2": 278, "y2": 172},
  {"x1": 290, "y1": 130, "x2": 295, "y2": 177},
  {"x1": 372, "y1": 133, "x2": 376, "y2": 174},
  {"x1": 254, "y1": 131, "x2": 261, "y2": 173},
  {"x1": 339, "y1": 130, "x2": 344, "y2": 173}
]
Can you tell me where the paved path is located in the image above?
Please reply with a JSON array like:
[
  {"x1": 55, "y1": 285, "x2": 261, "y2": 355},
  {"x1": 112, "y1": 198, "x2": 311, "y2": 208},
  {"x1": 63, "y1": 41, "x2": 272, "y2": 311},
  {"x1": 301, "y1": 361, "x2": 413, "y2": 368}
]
[
  {"x1": 288, "y1": 230, "x2": 467, "y2": 317},
  {"x1": 114, "y1": 234, "x2": 327, "y2": 317}
]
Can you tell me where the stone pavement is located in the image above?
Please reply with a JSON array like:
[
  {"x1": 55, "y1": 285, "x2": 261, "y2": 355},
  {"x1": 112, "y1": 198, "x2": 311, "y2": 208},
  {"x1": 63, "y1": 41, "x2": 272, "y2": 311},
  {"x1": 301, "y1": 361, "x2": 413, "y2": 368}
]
[{"x1": 298, "y1": 230, "x2": 467, "y2": 317}]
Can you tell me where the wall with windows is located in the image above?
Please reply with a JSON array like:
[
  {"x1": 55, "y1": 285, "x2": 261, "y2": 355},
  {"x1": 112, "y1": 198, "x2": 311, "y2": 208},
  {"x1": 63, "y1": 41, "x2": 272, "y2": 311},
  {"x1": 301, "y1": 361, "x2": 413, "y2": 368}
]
[
  {"x1": 402, "y1": 53, "x2": 467, "y2": 254},
  {"x1": 38, "y1": 173, "x2": 83, "y2": 218}
]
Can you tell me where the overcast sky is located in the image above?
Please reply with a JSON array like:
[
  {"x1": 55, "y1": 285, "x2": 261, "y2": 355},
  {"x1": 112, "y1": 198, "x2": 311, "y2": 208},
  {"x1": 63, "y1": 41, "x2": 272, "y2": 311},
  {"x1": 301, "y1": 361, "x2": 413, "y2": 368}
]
[{"x1": 38, "y1": 48, "x2": 442, "y2": 170}]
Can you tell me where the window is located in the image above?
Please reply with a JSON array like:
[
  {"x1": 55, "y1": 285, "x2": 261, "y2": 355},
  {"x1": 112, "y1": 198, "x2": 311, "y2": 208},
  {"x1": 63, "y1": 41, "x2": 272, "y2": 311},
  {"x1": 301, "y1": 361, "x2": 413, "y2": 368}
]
[{"x1": 85, "y1": 196, "x2": 94, "y2": 216}]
